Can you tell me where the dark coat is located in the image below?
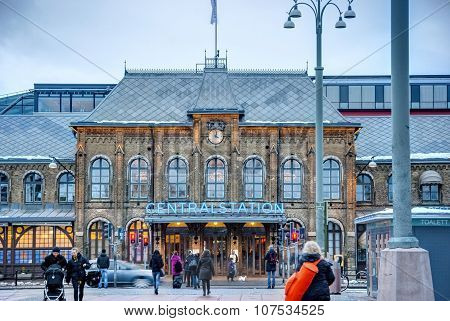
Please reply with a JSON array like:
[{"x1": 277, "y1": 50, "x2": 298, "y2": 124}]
[
  {"x1": 149, "y1": 254, "x2": 164, "y2": 273},
  {"x1": 41, "y1": 254, "x2": 67, "y2": 271},
  {"x1": 197, "y1": 252, "x2": 215, "y2": 281},
  {"x1": 66, "y1": 253, "x2": 91, "y2": 282},
  {"x1": 297, "y1": 253, "x2": 335, "y2": 301},
  {"x1": 185, "y1": 254, "x2": 197, "y2": 273},
  {"x1": 264, "y1": 249, "x2": 278, "y2": 272},
  {"x1": 96, "y1": 253, "x2": 110, "y2": 269}
]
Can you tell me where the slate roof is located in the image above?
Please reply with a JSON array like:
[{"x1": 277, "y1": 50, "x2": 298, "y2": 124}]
[
  {"x1": 0, "y1": 113, "x2": 84, "y2": 163},
  {"x1": 349, "y1": 115, "x2": 450, "y2": 163},
  {"x1": 0, "y1": 207, "x2": 74, "y2": 223},
  {"x1": 78, "y1": 69, "x2": 352, "y2": 126}
]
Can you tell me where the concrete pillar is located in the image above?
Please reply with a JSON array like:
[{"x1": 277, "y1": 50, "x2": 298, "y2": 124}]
[{"x1": 378, "y1": 0, "x2": 434, "y2": 301}]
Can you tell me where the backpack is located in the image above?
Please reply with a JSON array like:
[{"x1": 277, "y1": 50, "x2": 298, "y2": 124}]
[
  {"x1": 284, "y1": 259, "x2": 320, "y2": 301},
  {"x1": 174, "y1": 261, "x2": 183, "y2": 273},
  {"x1": 269, "y1": 251, "x2": 277, "y2": 264},
  {"x1": 188, "y1": 257, "x2": 197, "y2": 268}
]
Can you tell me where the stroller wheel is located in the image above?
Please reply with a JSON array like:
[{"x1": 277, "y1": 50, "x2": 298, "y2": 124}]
[{"x1": 43, "y1": 297, "x2": 48, "y2": 301}]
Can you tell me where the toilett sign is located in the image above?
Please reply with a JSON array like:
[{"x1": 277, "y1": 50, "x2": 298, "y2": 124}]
[{"x1": 146, "y1": 202, "x2": 284, "y2": 215}]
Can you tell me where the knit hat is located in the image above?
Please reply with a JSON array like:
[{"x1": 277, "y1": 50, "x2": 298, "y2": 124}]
[{"x1": 52, "y1": 247, "x2": 60, "y2": 253}]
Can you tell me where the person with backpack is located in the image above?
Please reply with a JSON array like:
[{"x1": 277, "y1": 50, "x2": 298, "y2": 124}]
[
  {"x1": 149, "y1": 250, "x2": 164, "y2": 295},
  {"x1": 285, "y1": 241, "x2": 335, "y2": 301},
  {"x1": 197, "y1": 249, "x2": 215, "y2": 296},
  {"x1": 264, "y1": 245, "x2": 278, "y2": 289},
  {"x1": 96, "y1": 249, "x2": 110, "y2": 289},
  {"x1": 171, "y1": 251, "x2": 183, "y2": 288},
  {"x1": 184, "y1": 250, "x2": 194, "y2": 287}
]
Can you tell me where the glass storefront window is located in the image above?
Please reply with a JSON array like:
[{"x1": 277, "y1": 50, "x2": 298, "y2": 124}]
[
  {"x1": 16, "y1": 227, "x2": 33, "y2": 248},
  {"x1": 72, "y1": 94, "x2": 94, "y2": 112},
  {"x1": 38, "y1": 94, "x2": 60, "y2": 112},
  {"x1": 56, "y1": 228, "x2": 72, "y2": 248},
  {"x1": 35, "y1": 226, "x2": 53, "y2": 248},
  {"x1": 15, "y1": 250, "x2": 33, "y2": 264}
]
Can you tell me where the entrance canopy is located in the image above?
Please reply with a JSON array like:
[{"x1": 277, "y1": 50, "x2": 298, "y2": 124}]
[{"x1": 145, "y1": 201, "x2": 286, "y2": 224}]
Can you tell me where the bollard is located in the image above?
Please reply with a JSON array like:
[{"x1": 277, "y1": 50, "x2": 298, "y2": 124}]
[
  {"x1": 329, "y1": 260, "x2": 341, "y2": 294},
  {"x1": 15, "y1": 270, "x2": 18, "y2": 286}
]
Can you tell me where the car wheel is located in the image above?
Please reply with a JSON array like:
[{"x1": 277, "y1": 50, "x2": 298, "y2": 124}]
[{"x1": 133, "y1": 278, "x2": 151, "y2": 288}]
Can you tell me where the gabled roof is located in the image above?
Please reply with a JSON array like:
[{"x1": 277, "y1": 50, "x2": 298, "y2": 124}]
[
  {"x1": 0, "y1": 113, "x2": 84, "y2": 163},
  {"x1": 77, "y1": 69, "x2": 352, "y2": 126},
  {"x1": 349, "y1": 115, "x2": 450, "y2": 163}
]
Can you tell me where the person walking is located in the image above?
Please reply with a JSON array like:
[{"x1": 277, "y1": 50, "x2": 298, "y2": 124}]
[
  {"x1": 264, "y1": 245, "x2": 278, "y2": 289},
  {"x1": 295, "y1": 241, "x2": 335, "y2": 301},
  {"x1": 184, "y1": 250, "x2": 195, "y2": 287},
  {"x1": 227, "y1": 256, "x2": 236, "y2": 282},
  {"x1": 197, "y1": 249, "x2": 215, "y2": 296},
  {"x1": 149, "y1": 250, "x2": 164, "y2": 295},
  {"x1": 41, "y1": 247, "x2": 67, "y2": 271},
  {"x1": 66, "y1": 247, "x2": 91, "y2": 301},
  {"x1": 171, "y1": 251, "x2": 183, "y2": 288},
  {"x1": 191, "y1": 253, "x2": 200, "y2": 289},
  {"x1": 96, "y1": 249, "x2": 110, "y2": 289}
]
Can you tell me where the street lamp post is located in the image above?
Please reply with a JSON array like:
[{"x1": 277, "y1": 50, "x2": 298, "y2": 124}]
[{"x1": 284, "y1": 0, "x2": 356, "y2": 250}]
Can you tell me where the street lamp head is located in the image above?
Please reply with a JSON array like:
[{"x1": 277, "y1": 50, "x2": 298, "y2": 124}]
[
  {"x1": 344, "y1": 5, "x2": 356, "y2": 19},
  {"x1": 335, "y1": 16, "x2": 346, "y2": 29},
  {"x1": 290, "y1": 6, "x2": 301, "y2": 18},
  {"x1": 284, "y1": 17, "x2": 295, "y2": 29},
  {"x1": 49, "y1": 159, "x2": 58, "y2": 169},
  {"x1": 368, "y1": 160, "x2": 377, "y2": 168}
]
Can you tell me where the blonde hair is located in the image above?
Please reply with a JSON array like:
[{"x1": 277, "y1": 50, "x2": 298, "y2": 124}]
[
  {"x1": 302, "y1": 241, "x2": 322, "y2": 256},
  {"x1": 71, "y1": 247, "x2": 79, "y2": 254}
]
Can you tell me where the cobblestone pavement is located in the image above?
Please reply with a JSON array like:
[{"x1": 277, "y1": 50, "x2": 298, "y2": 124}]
[{"x1": 0, "y1": 283, "x2": 372, "y2": 301}]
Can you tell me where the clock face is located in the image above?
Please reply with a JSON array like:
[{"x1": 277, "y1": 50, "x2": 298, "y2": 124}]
[{"x1": 208, "y1": 129, "x2": 224, "y2": 145}]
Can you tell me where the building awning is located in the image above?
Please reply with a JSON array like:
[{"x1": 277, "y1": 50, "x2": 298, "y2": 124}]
[
  {"x1": 419, "y1": 170, "x2": 443, "y2": 185},
  {"x1": 0, "y1": 207, "x2": 75, "y2": 225},
  {"x1": 145, "y1": 215, "x2": 285, "y2": 224}
]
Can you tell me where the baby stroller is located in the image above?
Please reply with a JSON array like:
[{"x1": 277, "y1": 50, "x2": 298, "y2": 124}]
[{"x1": 43, "y1": 263, "x2": 66, "y2": 301}]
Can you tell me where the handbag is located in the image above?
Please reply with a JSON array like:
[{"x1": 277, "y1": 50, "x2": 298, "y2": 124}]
[{"x1": 159, "y1": 269, "x2": 165, "y2": 277}]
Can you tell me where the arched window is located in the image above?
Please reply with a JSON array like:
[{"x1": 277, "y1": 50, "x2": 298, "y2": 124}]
[
  {"x1": 323, "y1": 159, "x2": 340, "y2": 200},
  {"x1": 128, "y1": 220, "x2": 150, "y2": 263},
  {"x1": 0, "y1": 173, "x2": 8, "y2": 205},
  {"x1": 206, "y1": 158, "x2": 225, "y2": 199},
  {"x1": 244, "y1": 158, "x2": 264, "y2": 199},
  {"x1": 89, "y1": 221, "x2": 112, "y2": 259},
  {"x1": 91, "y1": 158, "x2": 110, "y2": 199},
  {"x1": 419, "y1": 170, "x2": 442, "y2": 203},
  {"x1": 328, "y1": 221, "x2": 342, "y2": 257},
  {"x1": 24, "y1": 173, "x2": 43, "y2": 204},
  {"x1": 282, "y1": 159, "x2": 302, "y2": 199},
  {"x1": 129, "y1": 158, "x2": 149, "y2": 199},
  {"x1": 387, "y1": 175, "x2": 393, "y2": 203},
  {"x1": 168, "y1": 157, "x2": 187, "y2": 199},
  {"x1": 356, "y1": 174, "x2": 373, "y2": 202},
  {"x1": 58, "y1": 173, "x2": 75, "y2": 203}
]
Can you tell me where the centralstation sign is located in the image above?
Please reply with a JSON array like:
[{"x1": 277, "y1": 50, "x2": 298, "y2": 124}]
[{"x1": 145, "y1": 202, "x2": 284, "y2": 216}]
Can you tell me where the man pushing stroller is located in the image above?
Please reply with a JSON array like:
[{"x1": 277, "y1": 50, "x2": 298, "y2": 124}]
[{"x1": 41, "y1": 247, "x2": 67, "y2": 301}]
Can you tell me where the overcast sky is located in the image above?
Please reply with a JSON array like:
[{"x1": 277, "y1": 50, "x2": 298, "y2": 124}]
[{"x1": 0, "y1": 0, "x2": 449, "y2": 94}]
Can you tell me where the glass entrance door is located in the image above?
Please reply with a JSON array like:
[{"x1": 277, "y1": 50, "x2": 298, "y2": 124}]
[
  {"x1": 242, "y1": 235, "x2": 266, "y2": 276},
  {"x1": 203, "y1": 234, "x2": 227, "y2": 276}
]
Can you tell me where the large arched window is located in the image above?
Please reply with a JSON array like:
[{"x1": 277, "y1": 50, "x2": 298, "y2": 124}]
[
  {"x1": 168, "y1": 157, "x2": 187, "y2": 199},
  {"x1": 129, "y1": 158, "x2": 149, "y2": 199},
  {"x1": 206, "y1": 158, "x2": 225, "y2": 199},
  {"x1": 328, "y1": 221, "x2": 342, "y2": 257},
  {"x1": 128, "y1": 220, "x2": 150, "y2": 263},
  {"x1": 91, "y1": 158, "x2": 110, "y2": 199},
  {"x1": 356, "y1": 174, "x2": 373, "y2": 202},
  {"x1": 387, "y1": 175, "x2": 393, "y2": 203},
  {"x1": 58, "y1": 173, "x2": 75, "y2": 203},
  {"x1": 282, "y1": 159, "x2": 302, "y2": 199},
  {"x1": 24, "y1": 173, "x2": 43, "y2": 204},
  {"x1": 244, "y1": 157, "x2": 264, "y2": 199},
  {"x1": 323, "y1": 159, "x2": 340, "y2": 200},
  {"x1": 89, "y1": 220, "x2": 112, "y2": 259},
  {"x1": 0, "y1": 173, "x2": 8, "y2": 205}
]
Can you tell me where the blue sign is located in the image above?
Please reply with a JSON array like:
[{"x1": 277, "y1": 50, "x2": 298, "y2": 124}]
[
  {"x1": 146, "y1": 202, "x2": 284, "y2": 215},
  {"x1": 118, "y1": 227, "x2": 125, "y2": 241}
]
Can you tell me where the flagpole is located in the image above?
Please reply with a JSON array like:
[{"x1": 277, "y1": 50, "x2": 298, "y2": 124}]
[{"x1": 215, "y1": 21, "x2": 218, "y2": 67}]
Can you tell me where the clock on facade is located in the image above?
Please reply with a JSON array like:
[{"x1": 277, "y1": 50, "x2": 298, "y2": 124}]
[{"x1": 208, "y1": 129, "x2": 224, "y2": 145}]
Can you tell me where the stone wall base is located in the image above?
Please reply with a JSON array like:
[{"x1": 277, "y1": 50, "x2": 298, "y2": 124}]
[{"x1": 378, "y1": 247, "x2": 434, "y2": 301}]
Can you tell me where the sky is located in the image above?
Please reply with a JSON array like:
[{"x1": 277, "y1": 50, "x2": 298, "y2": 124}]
[{"x1": 0, "y1": 0, "x2": 449, "y2": 94}]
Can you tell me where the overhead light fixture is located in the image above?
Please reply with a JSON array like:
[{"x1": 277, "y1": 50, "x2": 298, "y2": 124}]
[
  {"x1": 344, "y1": 5, "x2": 356, "y2": 19},
  {"x1": 290, "y1": 6, "x2": 301, "y2": 18},
  {"x1": 49, "y1": 159, "x2": 57, "y2": 169},
  {"x1": 335, "y1": 16, "x2": 347, "y2": 29},
  {"x1": 284, "y1": 17, "x2": 295, "y2": 29}
]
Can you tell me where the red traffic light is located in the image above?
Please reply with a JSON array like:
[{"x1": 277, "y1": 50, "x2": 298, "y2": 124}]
[
  {"x1": 143, "y1": 236, "x2": 149, "y2": 247},
  {"x1": 291, "y1": 231, "x2": 298, "y2": 242},
  {"x1": 130, "y1": 232, "x2": 136, "y2": 244}
]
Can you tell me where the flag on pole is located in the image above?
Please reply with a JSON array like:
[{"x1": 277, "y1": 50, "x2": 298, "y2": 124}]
[{"x1": 210, "y1": 0, "x2": 217, "y2": 24}]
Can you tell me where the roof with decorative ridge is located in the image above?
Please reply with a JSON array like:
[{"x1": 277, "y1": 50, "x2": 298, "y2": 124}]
[
  {"x1": 0, "y1": 113, "x2": 85, "y2": 162},
  {"x1": 78, "y1": 69, "x2": 352, "y2": 126},
  {"x1": 349, "y1": 115, "x2": 450, "y2": 162}
]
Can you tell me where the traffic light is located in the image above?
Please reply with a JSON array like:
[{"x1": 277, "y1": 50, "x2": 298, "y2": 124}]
[
  {"x1": 102, "y1": 223, "x2": 110, "y2": 239},
  {"x1": 130, "y1": 232, "x2": 136, "y2": 244},
  {"x1": 143, "y1": 236, "x2": 149, "y2": 247},
  {"x1": 291, "y1": 229, "x2": 298, "y2": 243},
  {"x1": 138, "y1": 229, "x2": 143, "y2": 244}
]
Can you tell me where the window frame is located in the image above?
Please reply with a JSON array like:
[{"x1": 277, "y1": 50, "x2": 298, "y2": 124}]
[
  {"x1": 90, "y1": 157, "x2": 111, "y2": 200},
  {"x1": 129, "y1": 157, "x2": 150, "y2": 200},
  {"x1": 0, "y1": 172, "x2": 9, "y2": 205},
  {"x1": 243, "y1": 157, "x2": 265, "y2": 200},
  {"x1": 167, "y1": 157, "x2": 188, "y2": 200},
  {"x1": 281, "y1": 158, "x2": 302, "y2": 200},
  {"x1": 323, "y1": 159, "x2": 341, "y2": 201},
  {"x1": 24, "y1": 172, "x2": 43, "y2": 204},
  {"x1": 421, "y1": 184, "x2": 440, "y2": 203},
  {"x1": 356, "y1": 174, "x2": 373, "y2": 203},
  {"x1": 58, "y1": 172, "x2": 75, "y2": 204},
  {"x1": 387, "y1": 175, "x2": 393, "y2": 203},
  {"x1": 205, "y1": 157, "x2": 226, "y2": 200},
  {"x1": 327, "y1": 221, "x2": 343, "y2": 258}
]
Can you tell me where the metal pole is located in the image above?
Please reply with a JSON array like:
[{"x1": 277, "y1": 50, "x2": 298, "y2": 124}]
[
  {"x1": 315, "y1": 0, "x2": 325, "y2": 251},
  {"x1": 388, "y1": 0, "x2": 418, "y2": 249},
  {"x1": 113, "y1": 242, "x2": 118, "y2": 288}
]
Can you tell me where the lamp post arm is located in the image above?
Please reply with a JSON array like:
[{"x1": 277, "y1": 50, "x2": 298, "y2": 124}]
[
  {"x1": 356, "y1": 156, "x2": 375, "y2": 177},
  {"x1": 321, "y1": 1, "x2": 343, "y2": 21},
  {"x1": 289, "y1": 2, "x2": 318, "y2": 16},
  {"x1": 49, "y1": 155, "x2": 72, "y2": 174}
]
